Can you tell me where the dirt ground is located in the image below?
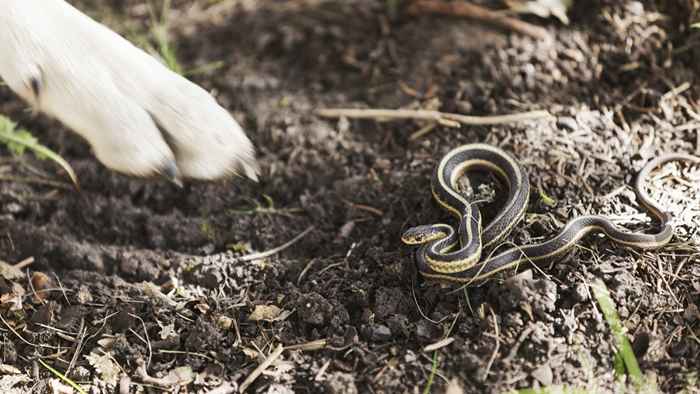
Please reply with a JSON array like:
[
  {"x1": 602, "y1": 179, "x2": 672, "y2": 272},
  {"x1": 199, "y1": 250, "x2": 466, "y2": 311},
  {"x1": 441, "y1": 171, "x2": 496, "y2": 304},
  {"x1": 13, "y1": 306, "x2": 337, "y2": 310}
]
[{"x1": 1, "y1": 1, "x2": 700, "y2": 393}]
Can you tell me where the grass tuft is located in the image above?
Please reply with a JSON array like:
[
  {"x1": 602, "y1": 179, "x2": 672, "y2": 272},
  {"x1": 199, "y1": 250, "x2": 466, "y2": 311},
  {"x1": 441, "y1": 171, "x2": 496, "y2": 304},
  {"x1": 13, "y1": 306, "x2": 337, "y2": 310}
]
[
  {"x1": 0, "y1": 115, "x2": 79, "y2": 187},
  {"x1": 147, "y1": 0, "x2": 183, "y2": 75}
]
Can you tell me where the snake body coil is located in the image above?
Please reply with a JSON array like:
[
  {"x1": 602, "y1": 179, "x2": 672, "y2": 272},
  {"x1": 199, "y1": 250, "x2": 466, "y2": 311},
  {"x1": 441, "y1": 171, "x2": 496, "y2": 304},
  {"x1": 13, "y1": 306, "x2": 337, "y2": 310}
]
[{"x1": 402, "y1": 143, "x2": 698, "y2": 283}]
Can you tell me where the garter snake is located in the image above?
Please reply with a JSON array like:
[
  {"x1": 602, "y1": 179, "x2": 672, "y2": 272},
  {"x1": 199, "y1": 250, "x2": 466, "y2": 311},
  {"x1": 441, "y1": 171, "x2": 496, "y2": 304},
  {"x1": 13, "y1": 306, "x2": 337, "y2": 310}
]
[{"x1": 402, "y1": 143, "x2": 699, "y2": 283}]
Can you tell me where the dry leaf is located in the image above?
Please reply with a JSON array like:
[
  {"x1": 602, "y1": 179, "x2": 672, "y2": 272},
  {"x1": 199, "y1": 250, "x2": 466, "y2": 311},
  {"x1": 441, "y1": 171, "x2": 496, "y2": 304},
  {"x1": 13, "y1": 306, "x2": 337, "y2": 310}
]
[
  {"x1": 0, "y1": 374, "x2": 31, "y2": 394},
  {"x1": 0, "y1": 282, "x2": 25, "y2": 311},
  {"x1": 85, "y1": 351, "x2": 120, "y2": 386},
  {"x1": 217, "y1": 315, "x2": 233, "y2": 330},
  {"x1": 249, "y1": 305, "x2": 282, "y2": 321},
  {"x1": 77, "y1": 285, "x2": 93, "y2": 304},
  {"x1": 48, "y1": 378, "x2": 75, "y2": 394},
  {"x1": 96, "y1": 337, "x2": 116, "y2": 349},
  {"x1": 506, "y1": 0, "x2": 573, "y2": 24},
  {"x1": 162, "y1": 366, "x2": 194, "y2": 386},
  {"x1": 0, "y1": 261, "x2": 23, "y2": 281},
  {"x1": 242, "y1": 347, "x2": 260, "y2": 360},
  {"x1": 0, "y1": 364, "x2": 22, "y2": 374}
]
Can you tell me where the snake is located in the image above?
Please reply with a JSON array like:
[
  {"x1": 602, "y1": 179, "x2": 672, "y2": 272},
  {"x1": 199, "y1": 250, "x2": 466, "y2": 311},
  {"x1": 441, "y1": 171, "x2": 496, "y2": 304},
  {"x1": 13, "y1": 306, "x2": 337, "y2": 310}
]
[{"x1": 401, "y1": 143, "x2": 699, "y2": 283}]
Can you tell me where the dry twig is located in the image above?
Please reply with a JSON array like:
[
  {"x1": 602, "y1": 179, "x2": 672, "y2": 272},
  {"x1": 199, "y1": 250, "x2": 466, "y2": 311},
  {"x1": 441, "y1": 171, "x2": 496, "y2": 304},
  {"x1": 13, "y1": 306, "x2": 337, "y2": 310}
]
[
  {"x1": 237, "y1": 226, "x2": 315, "y2": 263},
  {"x1": 480, "y1": 308, "x2": 501, "y2": 381},
  {"x1": 407, "y1": 0, "x2": 552, "y2": 41},
  {"x1": 423, "y1": 337, "x2": 455, "y2": 352},
  {"x1": 239, "y1": 344, "x2": 285, "y2": 392},
  {"x1": 315, "y1": 108, "x2": 551, "y2": 128},
  {"x1": 13, "y1": 257, "x2": 35, "y2": 270}
]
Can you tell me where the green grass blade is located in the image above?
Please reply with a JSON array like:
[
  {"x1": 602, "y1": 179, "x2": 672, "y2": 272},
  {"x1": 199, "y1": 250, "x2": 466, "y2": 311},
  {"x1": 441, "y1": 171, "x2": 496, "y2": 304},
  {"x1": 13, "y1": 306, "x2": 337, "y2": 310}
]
[
  {"x1": 38, "y1": 358, "x2": 87, "y2": 394},
  {"x1": 0, "y1": 121, "x2": 79, "y2": 188},
  {"x1": 422, "y1": 351, "x2": 438, "y2": 394},
  {"x1": 591, "y1": 279, "x2": 643, "y2": 386},
  {"x1": 613, "y1": 351, "x2": 626, "y2": 378}
]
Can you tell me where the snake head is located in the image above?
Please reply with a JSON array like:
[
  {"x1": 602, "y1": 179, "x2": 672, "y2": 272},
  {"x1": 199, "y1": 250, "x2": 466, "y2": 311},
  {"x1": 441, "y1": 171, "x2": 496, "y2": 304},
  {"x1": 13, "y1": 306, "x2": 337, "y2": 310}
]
[{"x1": 401, "y1": 224, "x2": 452, "y2": 245}]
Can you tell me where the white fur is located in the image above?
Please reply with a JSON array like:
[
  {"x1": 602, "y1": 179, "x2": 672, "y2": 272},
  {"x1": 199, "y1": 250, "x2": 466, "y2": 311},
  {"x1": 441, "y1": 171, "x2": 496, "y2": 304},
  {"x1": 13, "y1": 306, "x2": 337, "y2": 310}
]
[{"x1": 0, "y1": 0, "x2": 258, "y2": 181}]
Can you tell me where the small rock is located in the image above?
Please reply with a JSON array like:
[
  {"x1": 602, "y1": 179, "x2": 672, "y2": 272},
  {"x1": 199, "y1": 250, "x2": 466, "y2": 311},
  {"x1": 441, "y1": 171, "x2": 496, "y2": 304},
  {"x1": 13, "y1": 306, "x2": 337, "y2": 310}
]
[
  {"x1": 31, "y1": 272, "x2": 52, "y2": 302},
  {"x1": 387, "y1": 315, "x2": 411, "y2": 338},
  {"x1": 367, "y1": 324, "x2": 392, "y2": 342},
  {"x1": 3, "y1": 202, "x2": 24, "y2": 214},
  {"x1": 404, "y1": 350, "x2": 417, "y2": 363},
  {"x1": 298, "y1": 292, "x2": 333, "y2": 326}
]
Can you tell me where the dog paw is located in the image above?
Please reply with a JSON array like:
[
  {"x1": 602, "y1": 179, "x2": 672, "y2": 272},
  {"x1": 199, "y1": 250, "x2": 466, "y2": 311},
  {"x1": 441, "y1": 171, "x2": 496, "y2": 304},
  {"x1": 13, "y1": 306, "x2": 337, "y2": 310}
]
[{"x1": 0, "y1": 0, "x2": 258, "y2": 182}]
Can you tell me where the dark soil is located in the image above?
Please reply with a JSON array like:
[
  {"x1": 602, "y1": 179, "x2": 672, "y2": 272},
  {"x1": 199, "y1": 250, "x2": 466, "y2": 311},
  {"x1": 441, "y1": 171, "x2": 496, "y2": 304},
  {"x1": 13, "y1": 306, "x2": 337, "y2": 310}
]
[{"x1": 1, "y1": 1, "x2": 700, "y2": 393}]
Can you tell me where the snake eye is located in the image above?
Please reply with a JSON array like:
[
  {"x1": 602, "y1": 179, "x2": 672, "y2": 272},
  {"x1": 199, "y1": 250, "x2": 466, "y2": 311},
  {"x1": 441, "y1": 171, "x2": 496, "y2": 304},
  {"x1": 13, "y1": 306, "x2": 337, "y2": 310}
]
[
  {"x1": 401, "y1": 226, "x2": 429, "y2": 244},
  {"x1": 401, "y1": 225, "x2": 448, "y2": 245}
]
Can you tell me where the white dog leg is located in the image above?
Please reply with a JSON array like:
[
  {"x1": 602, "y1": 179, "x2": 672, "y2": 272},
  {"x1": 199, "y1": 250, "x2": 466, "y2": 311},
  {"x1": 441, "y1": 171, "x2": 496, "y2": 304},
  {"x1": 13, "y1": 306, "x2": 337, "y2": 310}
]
[{"x1": 0, "y1": 0, "x2": 258, "y2": 181}]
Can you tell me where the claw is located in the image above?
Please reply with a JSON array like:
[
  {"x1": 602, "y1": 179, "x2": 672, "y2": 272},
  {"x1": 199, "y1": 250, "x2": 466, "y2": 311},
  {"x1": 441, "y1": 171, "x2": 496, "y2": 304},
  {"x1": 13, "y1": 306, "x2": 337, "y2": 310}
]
[
  {"x1": 161, "y1": 160, "x2": 183, "y2": 188},
  {"x1": 242, "y1": 161, "x2": 260, "y2": 182}
]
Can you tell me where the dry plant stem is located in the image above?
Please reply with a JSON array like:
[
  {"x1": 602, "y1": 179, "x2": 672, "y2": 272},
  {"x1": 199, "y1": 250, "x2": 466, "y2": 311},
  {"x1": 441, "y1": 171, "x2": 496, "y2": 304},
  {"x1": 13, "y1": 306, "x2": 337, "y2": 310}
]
[
  {"x1": 407, "y1": 0, "x2": 552, "y2": 41},
  {"x1": 119, "y1": 375, "x2": 132, "y2": 394},
  {"x1": 14, "y1": 256, "x2": 34, "y2": 270},
  {"x1": 342, "y1": 199, "x2": 384, "y2": 216},
  {"x1": 480, "y1": 308, "x2": 501, "y2": 381},
  {"x1": 237, "y1": 226, "x2": 315, "y2": 263},
  {"x1": 239, "y1": 344, "x2": 285, "y2": 392},
  {"x1": 315, "y1": 108, "x2": 551, "y2": 126},
  {"x1": 0, "y1": 312, "x2": 61, "y2": 350},
  {"x1": 315, "y1": 360, "x2": 331, "y2": 381},
  {"x1": 423, "y1": 337, "x2": 455, "y2": 352},
  {"x1": 136, "y1": 360, "x2": 170, "y2": 387},
  {"x1": 286, "y1": 339, "x2": 328, "y2": 351},
  {"x1": 65, "y1": 319, "x2": 86, "y2": 376}
]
